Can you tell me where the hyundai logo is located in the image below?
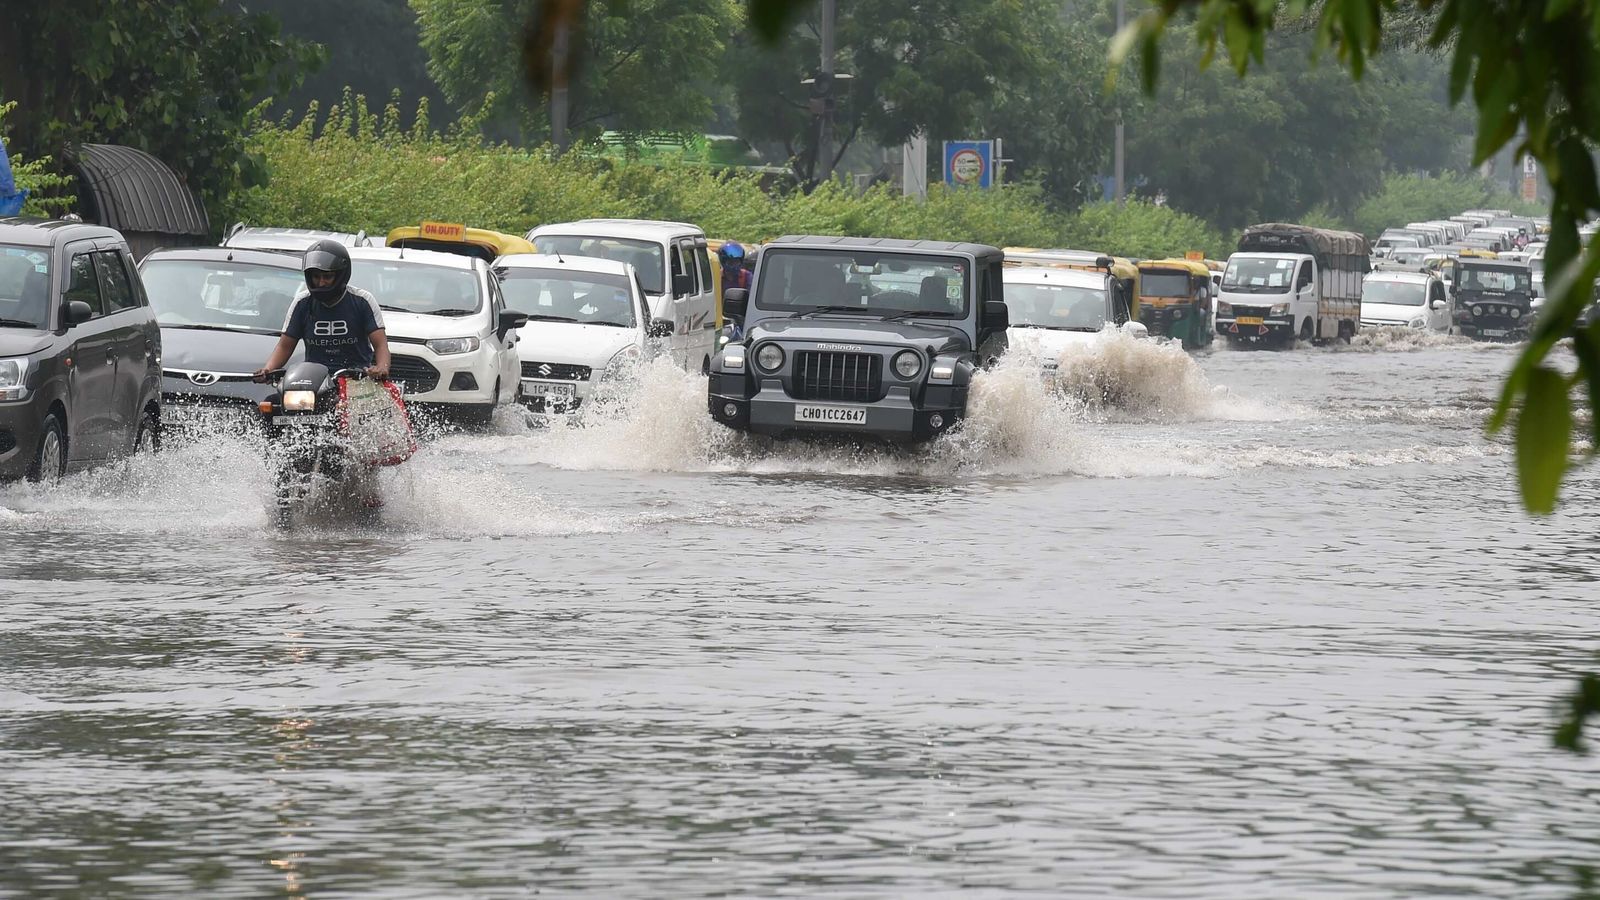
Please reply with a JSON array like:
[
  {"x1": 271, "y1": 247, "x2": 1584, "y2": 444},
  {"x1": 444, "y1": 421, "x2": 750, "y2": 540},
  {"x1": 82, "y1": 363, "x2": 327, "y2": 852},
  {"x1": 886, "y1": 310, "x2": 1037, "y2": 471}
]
[
  {"x1": 537, "y1": 363, "x2": 553, "y2": 377},
  {"x1": 187, "y1": 372, "x2": 219, "y2": 386}
]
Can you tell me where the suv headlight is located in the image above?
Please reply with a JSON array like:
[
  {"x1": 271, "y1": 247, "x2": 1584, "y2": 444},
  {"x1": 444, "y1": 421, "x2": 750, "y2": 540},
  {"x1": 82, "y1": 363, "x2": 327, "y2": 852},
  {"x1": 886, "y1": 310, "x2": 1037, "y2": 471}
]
[
  {"x1": 721, "y1": 347, "x2": 745, "y2": 371},
  {"x1": 0, "y1": 357, "x2": 29, "y2": 401},
  {"x1": 426, "y1": 336, "x2": 480, "y2": 356},
  {"x1": 756, "y1": 343, "x2": 784, "y2": 373},
  {"x1": 893, "y1": 350, "x2": 922, "y2": 379}
]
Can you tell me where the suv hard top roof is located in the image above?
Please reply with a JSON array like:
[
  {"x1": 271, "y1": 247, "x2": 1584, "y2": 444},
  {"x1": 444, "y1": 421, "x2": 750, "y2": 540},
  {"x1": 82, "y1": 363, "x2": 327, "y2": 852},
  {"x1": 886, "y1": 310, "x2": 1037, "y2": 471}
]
[
  {"x1": 142, "y1": 246, "x2": 302, "y2": 269},
  {"x1": 529, "y1": 219, "x2": 705, "y2": 242},
  {"x1": 0, "y1": 216, "x2": 124, "y2": 247},
  {"x1": 766, "y1": 234, "x2": 1004, "y2": 262}
]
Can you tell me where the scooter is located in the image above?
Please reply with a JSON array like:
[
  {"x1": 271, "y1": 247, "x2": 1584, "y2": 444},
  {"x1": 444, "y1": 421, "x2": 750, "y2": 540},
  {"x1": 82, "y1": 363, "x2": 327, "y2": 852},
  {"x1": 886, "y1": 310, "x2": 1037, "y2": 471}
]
[{"x1": 257, "y1": 362, "x2": 397, "y2": 528}]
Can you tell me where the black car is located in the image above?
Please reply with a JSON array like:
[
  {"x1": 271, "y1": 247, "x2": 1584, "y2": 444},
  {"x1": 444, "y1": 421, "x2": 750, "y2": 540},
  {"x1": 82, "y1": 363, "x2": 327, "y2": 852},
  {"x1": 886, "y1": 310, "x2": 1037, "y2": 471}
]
[
  {"x1": 708, "y1": 236, "x2": 1009, "y2": 443},
  {"x1": 0, "y1": 218, "x2": 162, "y2": 481},
  {"x1": 138, "y1": 247, "x2": 305, "y2": 430},
  {"x1": 1453, "y1": 258, "x2": 1534, "y2": 341}
]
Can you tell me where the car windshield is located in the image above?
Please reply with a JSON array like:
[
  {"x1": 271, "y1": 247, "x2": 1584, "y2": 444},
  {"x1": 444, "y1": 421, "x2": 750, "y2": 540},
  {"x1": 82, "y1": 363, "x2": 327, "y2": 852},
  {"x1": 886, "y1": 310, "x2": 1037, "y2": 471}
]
[
  {"x1": 141, "y1": 259, "x2": 302, "y2": 332},
  {"x1": 1362, "y1": 280, "x2": 1427, "y2": 306},
  {"x1": 1006, "y1": 282, "x2": 1108, "y2": 330},
  {"x1": 1221, "y1": 257, "x2": 1295, "y2": 293},
  {"x1": 499, "y1": 268, "x2": 637, "y2": 327},
  {"x1": 754, "y1": 249, "x2": 969, "y2": 316},
  {"x1": 531, "y1": 235, "x2": 665, "y2": 294},
  {"x1": 1459, "y1": 266, "x2": 1532, "y2": 292},
  {"x1": 0, "y1": 244, "x2": 52, "y2": 328},
  {"x1": 350, "y1": 259, "x2": 482, "y2": 316},
  {"x1": 1140, "y1": 272, "x2": 1191, "y2": 297}
]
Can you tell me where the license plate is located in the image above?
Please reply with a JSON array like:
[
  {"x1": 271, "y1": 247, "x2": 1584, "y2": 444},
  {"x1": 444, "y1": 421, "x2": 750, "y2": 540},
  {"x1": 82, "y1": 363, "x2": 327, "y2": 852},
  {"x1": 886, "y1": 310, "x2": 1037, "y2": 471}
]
[
  {"x1": 1236, "y1": 316, "x2": 1264, "y2": 326},
  {"x1": 524, "y1": 380, "x2": 577, "y2": 399},
  {"x1": 273, "y1": 414, "x2": 329, "y2": 425},
  {"x1": 795, "y1": 404, "x2": 867, "y2": 425},
  {"x1": 1482, "y1": 328, "x2": 1508, "y2": 337}
]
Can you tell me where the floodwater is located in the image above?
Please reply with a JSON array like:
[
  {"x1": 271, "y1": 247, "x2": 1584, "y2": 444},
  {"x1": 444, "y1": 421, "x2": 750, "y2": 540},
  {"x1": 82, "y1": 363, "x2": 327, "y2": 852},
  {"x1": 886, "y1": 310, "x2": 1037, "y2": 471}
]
[{"x1": 3, "y1": 331, "x2": 1599, "y2": 898}]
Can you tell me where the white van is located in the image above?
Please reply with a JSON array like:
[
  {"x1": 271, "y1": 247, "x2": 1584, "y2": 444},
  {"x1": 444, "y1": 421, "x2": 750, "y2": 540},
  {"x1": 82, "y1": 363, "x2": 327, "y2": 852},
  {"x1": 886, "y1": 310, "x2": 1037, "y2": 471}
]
[{"x1": 526, "y1": 219, "x2": 719, "y2": 373}]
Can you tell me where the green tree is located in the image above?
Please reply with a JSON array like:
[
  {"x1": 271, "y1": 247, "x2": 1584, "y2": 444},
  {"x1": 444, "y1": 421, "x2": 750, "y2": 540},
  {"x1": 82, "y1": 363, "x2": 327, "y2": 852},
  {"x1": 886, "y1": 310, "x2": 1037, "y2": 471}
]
[
  {"x1": 409, "y1": 0, "x2": 737, "y2": 143},
  {"x1": 0, "y1": 0, "x2": 318, "y2": 212}
]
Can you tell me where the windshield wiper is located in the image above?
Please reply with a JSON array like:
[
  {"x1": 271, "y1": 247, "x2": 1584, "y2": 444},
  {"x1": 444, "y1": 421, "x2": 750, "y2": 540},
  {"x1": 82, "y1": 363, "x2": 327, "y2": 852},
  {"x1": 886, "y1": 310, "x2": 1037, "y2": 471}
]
[
  {"x1": 164, "y1": 322, "x2": 276, "y2": 334},
  {"x1": 881, "y1": 309, "x2": 954, "y2": 321},
  {"x1": 790, "y1": 305, "x2": 868, "y2": 319},
  {"x1": 585, "y1": 320, "x2": 631, "y2": 328},
  {"x1": 425, "y1": 308, "x2": 478, "y2": 317},
  {"x1": 0, "y1": 318, "x2": 40, "y2": 328},
  {"x1": 518, "y1": 313, "x2": 580, "y2": 323}
]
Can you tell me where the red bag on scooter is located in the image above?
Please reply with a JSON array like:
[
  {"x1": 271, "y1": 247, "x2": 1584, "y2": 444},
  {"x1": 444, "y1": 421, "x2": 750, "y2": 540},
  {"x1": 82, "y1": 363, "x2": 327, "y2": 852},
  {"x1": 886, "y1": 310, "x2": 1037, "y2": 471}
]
[{"x1": 338, "y1": 377, "x2": 416, "y2": 466}]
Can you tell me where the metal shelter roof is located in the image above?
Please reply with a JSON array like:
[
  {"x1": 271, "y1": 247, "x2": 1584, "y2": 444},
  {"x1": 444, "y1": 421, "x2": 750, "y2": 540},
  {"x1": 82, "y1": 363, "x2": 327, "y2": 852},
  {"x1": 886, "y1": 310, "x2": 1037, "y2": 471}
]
[{"x1": 68, "y1": 143, "x2": 208, "y2": 236}]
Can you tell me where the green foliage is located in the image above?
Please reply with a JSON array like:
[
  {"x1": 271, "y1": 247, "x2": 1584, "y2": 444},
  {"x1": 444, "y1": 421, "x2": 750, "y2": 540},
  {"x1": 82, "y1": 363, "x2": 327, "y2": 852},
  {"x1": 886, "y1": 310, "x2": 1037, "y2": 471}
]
[
  {"x1": 0, "y1": 103, "x2": 73, "y2": 217},
  {"x1": 0, "y1": 0, "x2": 319, "y2": 214},
  {"x1": 1064, "y1": 201, "x2": 1234, "y2": 259},
  {"x1": 410, "y1": 0, "x2": 737, "y2": 142}
]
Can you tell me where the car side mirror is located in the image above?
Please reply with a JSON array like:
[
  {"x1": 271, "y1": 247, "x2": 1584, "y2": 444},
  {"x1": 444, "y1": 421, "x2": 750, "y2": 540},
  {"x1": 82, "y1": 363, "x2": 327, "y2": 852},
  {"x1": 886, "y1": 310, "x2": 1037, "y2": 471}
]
[
  {"x1": 1430, "y1": 298, "x2": 1445, "y2": 310},
  {"x1": 648, "y1": 317, "x2": 675, "y2": 338},
  {"x1": 673, "y1": 273, "x2": 693, "y2": 297},
  {"x1": 63, "y1": 300, "x2": 93, "y2": 326},
  {"x1": 1121, "y1": 320, "x2": 1149, "y2": 339},
  {"x1": 981, "y1": 299, "x2": 1009, "y2": 331},
  {"x1": 496, "y1": 310, "x2": 528, "y2": 338},
  {"x1": 723, "y1": 287, "x2": 748, "y2": 320}
]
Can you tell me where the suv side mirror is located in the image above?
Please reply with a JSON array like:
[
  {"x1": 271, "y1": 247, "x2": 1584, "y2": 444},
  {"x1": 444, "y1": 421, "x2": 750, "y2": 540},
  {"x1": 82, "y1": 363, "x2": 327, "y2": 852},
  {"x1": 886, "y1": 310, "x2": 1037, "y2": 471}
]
[
  {"x1": 63, "y1": 300, "x2": 93, "y2": 326},
  {"x1": 673, "y1": 272, "x2": 693, "y2": 297},
  {"x1": 1430, "y1": 298, "x2": 1445, "y2": 310},
  {"x1": 981, "y1": 299, "x2": 1009, "y2": 331},
  {"x1": 723, "y1": 287, "x2": 748, "y2": 320},
  {"x1": 496, "y1": 310, "x2": 528, "y2": 338},
  {"x1": 648, "y1": 317, "x2": 675, "y2": 338}
]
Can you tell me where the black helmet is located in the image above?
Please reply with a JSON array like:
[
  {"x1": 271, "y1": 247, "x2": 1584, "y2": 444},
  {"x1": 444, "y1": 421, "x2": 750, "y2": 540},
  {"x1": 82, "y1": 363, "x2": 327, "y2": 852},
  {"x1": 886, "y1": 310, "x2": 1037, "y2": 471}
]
[{"x1": 303, "y1": 239, "x2": 351, "y2": 302}]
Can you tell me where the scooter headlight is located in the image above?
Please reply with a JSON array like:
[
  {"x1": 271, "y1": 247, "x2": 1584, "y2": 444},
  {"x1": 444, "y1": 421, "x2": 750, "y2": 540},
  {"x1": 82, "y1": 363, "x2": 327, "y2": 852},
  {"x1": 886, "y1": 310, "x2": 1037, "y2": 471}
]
[{"x1": 283, "y1": 390, "x2": 317, "y2": 412}]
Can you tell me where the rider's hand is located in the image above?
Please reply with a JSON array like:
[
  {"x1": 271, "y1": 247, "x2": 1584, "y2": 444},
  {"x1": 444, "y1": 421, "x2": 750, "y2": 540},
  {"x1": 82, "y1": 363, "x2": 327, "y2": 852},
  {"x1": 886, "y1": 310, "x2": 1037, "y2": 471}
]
[
  {"x1": 251, "y1": 368, "x2": 272, "y2": 383},
  {"x1": 366, "y1": 364, "x2": 389, "y2": 381}
]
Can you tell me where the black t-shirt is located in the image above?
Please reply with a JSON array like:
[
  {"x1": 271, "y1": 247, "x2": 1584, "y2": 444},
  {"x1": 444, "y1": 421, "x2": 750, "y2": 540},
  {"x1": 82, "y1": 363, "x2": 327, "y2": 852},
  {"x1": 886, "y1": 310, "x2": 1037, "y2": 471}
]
[{"x1": 282, "y1": 287, "x2": 385, "y2": 370}]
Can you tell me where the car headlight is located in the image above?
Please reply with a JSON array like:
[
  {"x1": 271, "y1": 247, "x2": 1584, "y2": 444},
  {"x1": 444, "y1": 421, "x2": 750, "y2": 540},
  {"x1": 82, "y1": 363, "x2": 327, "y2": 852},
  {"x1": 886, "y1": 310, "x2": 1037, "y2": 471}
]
[
  {"x1": 893, "y1": 350, "x2": 922, "y2": 379},
  {"x1": 283, "y1": 390, "x2": 317, "y2": 411},
  {"x1": 1409, "y1": 317, "x2": 1426, "y2": 328},
  {"x1": 601, "y1": 345, "x2": 641, "y2": 380},
  {"x1": 426, "y1": 336, "x2": 480, "y2": 355},
  {"x1": 1472, "y1": 305, "x2": 1484, "y2": 317},
  {"x1": 1270, "y1": 303, "x2": 1289, "y2": 316},
  {"x1": 1172, "y1": 308, "x2": 1185, "y2": 319},
  {"x1": 0, "y1": 357, "x2": 29, "y2": 401},
  {"x1": 721, "y1": 347, "x2": 745, "y2": 371},
  {"x1": 1217, "y1": 301, "x2": 1233, "y2": 316},
  {"x1": 756, "y1": 343, "x2": 784, "y2": 373}
]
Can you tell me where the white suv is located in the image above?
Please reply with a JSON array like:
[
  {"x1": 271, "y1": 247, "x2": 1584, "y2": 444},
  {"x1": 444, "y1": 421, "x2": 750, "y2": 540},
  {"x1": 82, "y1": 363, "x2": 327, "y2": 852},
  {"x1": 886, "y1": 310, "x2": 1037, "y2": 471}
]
[
  {"x1": 496, "y1": 253, "x2": 669, "y2": 413},
  {"x1": 346, "y1": 247, "x2": 525, "y2": 426}
]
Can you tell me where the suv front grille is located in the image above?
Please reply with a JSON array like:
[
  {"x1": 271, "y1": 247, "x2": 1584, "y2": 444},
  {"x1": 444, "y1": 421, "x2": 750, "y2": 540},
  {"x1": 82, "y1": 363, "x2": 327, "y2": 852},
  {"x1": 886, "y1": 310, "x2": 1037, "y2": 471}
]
[
  {"x1": 792, "y1": 351, "x2": 883, "y2": 403},
  {"x1": 521, "y1": 361, "x2": 592, "y2": 381},
  {"x1": 389, "y1": 353, "x2": 441, "y2": 394}
]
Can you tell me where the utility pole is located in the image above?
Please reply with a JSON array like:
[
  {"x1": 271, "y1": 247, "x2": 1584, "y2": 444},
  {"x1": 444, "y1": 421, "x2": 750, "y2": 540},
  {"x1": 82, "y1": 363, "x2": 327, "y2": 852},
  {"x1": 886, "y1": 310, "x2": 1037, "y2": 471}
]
[
  {"x1": 551, "y1": 19, "x2": 571, "y2": 153},
  {"x1": 1114, "y1": 0, "x2": 1126, "y2": 203},
  {"x1": 817, "y1": 0, "x2": 837, "y2": 183}
]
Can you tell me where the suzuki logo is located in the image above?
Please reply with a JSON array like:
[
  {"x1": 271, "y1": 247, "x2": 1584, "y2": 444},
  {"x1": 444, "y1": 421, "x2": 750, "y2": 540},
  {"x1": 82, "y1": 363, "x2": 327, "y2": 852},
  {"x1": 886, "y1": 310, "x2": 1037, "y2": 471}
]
[
  {"x1": 188, "y1": 372, "x2": 219, "y2": 386},
  {"x1": 537, "y1": 363, "x2": 553, "y2": 376}
]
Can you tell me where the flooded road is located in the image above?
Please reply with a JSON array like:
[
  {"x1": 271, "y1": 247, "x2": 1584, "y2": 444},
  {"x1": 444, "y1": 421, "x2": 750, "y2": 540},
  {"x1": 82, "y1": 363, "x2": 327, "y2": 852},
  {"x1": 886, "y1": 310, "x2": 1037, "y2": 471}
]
[{"x1": 3, "y1": 333, "x2": 1599, "y2": 898}]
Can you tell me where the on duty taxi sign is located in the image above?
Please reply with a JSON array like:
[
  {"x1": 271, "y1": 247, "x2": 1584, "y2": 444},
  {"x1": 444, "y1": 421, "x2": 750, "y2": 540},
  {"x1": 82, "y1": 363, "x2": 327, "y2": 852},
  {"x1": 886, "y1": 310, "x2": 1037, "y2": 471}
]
[{"x1": 420, "y1": 221, "x2": 466, "y2": 241}]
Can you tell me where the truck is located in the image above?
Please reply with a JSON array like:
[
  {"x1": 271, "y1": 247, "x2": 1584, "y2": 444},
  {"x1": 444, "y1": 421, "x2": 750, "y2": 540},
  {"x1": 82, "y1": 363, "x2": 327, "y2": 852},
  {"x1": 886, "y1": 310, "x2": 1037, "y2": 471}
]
[{"x1": 1215, "y1": 223, "x2": 1369, "y2": 348}]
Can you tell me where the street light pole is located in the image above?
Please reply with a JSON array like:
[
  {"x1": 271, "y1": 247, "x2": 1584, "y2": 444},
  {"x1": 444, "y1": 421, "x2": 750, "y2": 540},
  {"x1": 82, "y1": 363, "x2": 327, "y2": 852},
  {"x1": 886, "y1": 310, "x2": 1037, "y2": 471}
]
[
  {"x1": 551, "y1": 19, "x2": 571, "y2": 153},
  {"x1": 1114, "y1": 0, "x2": 1126, "y2": 204},
  {"x1": 817, "y1": 0, "x2": 837, "y2": 183}
]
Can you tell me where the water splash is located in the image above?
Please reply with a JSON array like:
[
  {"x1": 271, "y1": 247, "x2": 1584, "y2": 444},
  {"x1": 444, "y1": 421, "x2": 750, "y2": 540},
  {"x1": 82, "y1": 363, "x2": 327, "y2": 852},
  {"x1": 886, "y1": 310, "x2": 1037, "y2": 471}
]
[{"x1": 1033, "y1": 332, "x2": 1288, "y2": 422}]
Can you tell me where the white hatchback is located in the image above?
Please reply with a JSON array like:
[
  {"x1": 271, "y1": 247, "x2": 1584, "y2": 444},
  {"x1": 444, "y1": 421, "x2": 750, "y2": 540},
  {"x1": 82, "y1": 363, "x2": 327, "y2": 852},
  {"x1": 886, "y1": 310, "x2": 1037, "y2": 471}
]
[
  {"x1": 495, "y1": 253, "x2": 666, "y2": 413},
  {"x1": 346, "y1": 247, "x2": 525, "y2": 426}
]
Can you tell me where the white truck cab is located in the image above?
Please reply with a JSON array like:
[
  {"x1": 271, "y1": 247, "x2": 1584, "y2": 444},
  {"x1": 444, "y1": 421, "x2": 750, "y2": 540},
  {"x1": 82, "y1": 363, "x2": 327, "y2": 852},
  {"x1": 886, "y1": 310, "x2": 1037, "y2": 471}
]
[{"x1": 526, "y1": 219, "x2": 719, "y2": 373}]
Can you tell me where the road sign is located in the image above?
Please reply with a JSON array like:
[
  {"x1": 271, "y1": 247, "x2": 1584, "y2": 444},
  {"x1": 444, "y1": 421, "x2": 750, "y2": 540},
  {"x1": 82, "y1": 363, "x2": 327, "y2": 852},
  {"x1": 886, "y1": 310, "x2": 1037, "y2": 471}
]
[{"x1": 943, "y1": 141, "x2": 994, "y2": 188}]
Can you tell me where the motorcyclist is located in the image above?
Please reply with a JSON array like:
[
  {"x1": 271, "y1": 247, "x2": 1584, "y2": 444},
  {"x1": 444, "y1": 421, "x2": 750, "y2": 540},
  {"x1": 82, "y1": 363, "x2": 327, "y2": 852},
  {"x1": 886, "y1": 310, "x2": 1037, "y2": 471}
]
[
  {"x1": 718, "y1": 241, "x2": 752, "y2": 296},
  {"x1": 254, "y1": 240, "x2": 390, "y2": 381}
]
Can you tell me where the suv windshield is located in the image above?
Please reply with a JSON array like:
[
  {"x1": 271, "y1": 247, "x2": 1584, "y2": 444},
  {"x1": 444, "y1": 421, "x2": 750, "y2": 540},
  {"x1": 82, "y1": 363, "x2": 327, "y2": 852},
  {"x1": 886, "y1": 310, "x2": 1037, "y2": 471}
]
[
  {"x1": 531, "y1": 235, "x2": 665, "y2": 294},
  {"x1": 1362, "y1": 280, "x2": 1427, "y2": 306},
  {"x1": 1006, "y1": 282, "x2": 1108, "y2": 331},
  {"x1": 350, "y1": 259, "x2": 482, "y2": 316},
  {"x1": 0, "y1": 244, "x2": 52, "y2": 328},
  {"x1": 755, "y1": 249, "x2": 969, "y2": 316},
  {"x1": 1459, "y1": 266, "x2": 1532, "y2": 292},
  {"x1": 142, "y1": 259, "x2": 302, "y2": 333},
  {"x1": 499, "y1": 268, "x2": 637, "y2": 327},
  {"x1": 1221, "y1": 257, "x2": 1296, "y2": 293}
]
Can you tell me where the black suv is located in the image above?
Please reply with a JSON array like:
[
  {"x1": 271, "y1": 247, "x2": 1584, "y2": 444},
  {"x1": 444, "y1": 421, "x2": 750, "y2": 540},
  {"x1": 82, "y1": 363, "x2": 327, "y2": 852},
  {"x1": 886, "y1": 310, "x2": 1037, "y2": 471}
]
[
  {"x1": 0, "y1": 218, "x2": 162, "y2": 480},
  {"x1": 708, "y1": 236, "x2": 1009, "y2": 442},
  {"x1": 1453, "y1": 258, "x2": 1534, "y2": 341}
]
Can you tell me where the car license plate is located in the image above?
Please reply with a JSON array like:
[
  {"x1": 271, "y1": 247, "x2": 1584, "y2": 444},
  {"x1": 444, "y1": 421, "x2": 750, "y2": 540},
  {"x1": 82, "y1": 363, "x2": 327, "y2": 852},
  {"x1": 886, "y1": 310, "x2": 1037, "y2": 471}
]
[
  {"x1": 524, "y1": 380, "x2": 577, "y2": 399},
  {"x1": 273, "y1": 414, "x2": 329, "y2": 426},
  {"x1": 795, "y1": 404, "x2": 867, "y2": 425},
  {"x1": 1236, "y1": 316, "x2": 1264, "y2": 326},
  {"x1": 1482, "y1": 328, "x2": 1508, "y2": 337}
]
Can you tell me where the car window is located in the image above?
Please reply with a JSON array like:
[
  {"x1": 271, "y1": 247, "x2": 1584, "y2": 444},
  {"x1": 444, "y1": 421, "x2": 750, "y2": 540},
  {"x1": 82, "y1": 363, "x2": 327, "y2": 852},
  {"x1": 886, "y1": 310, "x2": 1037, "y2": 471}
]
[
  {"x1": 1295, "y1": 264, "x2": 1314, "y2": 289},
  {"x1": 66, "y1": 252, "x2": 105, "y2": 318},
  {"x1": 0, "y1": 245, "x2": 52, "y2": 329},
  {"x1": 695, "y1": 244, "x2": 713, "y2": 294},
  {"x1": 675, "y1": 242, "x2": 696, "y2": 295},
  {"x1": 94, "y1": 251, "x2": 138, "y2": 312}
]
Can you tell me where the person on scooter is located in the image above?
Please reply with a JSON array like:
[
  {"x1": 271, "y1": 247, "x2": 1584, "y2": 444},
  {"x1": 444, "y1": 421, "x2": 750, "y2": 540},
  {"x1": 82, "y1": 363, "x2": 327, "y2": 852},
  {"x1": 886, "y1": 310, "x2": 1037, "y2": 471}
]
[
  {"x1": 253, "y1": 240, "x2": 391, "y2": 381},
  {"x1": 719, "y1": 241, "x2": 751, "y2": 295}
]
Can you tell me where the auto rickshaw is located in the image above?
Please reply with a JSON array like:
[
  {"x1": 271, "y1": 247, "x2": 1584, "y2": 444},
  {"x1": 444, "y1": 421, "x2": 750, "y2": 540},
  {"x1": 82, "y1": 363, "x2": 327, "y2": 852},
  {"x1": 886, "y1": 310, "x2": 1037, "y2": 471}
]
[
  {"x1": 385, "y1": 221, "x2": 536, "y2": 260},
  {"x1": 1003, "y1": 248, "x2": 1141, "y2": 322},
  {"x1": 1135, "y1": 258, "x2": 1216, "y2": 349}
]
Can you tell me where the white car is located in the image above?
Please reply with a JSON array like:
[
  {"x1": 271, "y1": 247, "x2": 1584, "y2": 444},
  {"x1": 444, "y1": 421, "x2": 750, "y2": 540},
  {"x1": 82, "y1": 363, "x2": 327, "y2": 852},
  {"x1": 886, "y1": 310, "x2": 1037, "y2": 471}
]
[
  {"x1": 1360, "y1": 269, "x2": 1451, "y2": 332},
  {"x1": 346, "y1": 247, "x2": 524, "y2": 426},
  {"x1": 526, "y1": 219, "x2": 719, "y2": 374},
  {"x1": 1003, "y1": 266, "x2": 1146, "y2": 367},
  {"x1": 494, "y1": 253, "x2": 667, "y2": 413},
  {"x1": 222, "y1": 224, "x2": 374, "y2": 254}
]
